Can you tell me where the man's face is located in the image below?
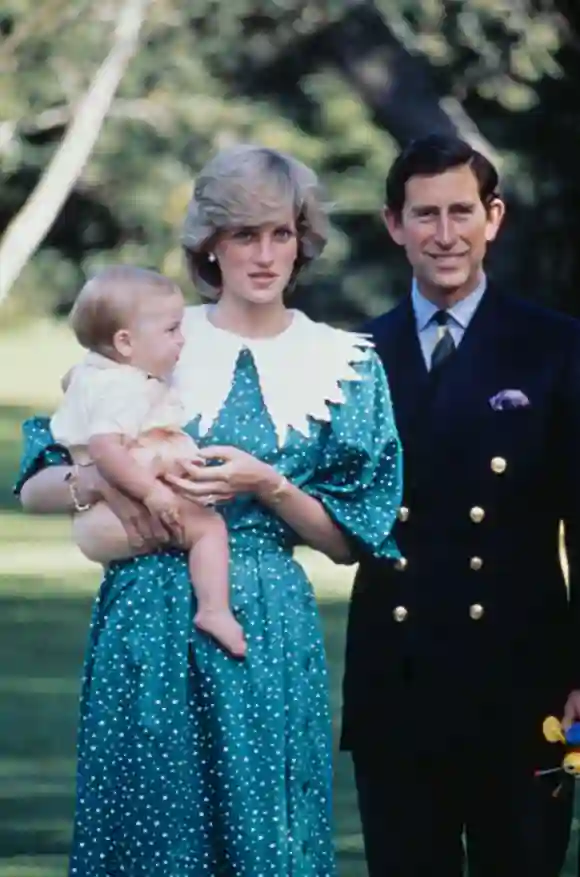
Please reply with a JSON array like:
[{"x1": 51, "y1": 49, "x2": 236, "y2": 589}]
[{"x1": 384, "y1": 163, "x2": 505, "y2": 300}]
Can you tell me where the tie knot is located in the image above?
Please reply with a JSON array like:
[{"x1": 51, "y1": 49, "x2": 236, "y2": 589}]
[{"x1": 433, "y1": 309, "x2": 450, "y2": 327}]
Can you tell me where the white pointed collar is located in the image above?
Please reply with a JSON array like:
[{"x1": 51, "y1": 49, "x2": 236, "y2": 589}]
[{"x1": 172, "y1": 304, "x2": 373, "y2": 446}]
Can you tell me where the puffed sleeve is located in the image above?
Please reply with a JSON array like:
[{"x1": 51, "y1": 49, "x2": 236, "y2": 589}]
[
  {"x1": 304, "y1": 348, "x2": 403, "y2": 559},
  {"x1": 13, "y1": 416, "x2": 72, "y2": 496}
]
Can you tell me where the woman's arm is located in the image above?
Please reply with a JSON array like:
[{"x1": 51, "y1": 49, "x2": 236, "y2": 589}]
[
  {"x1": 20, "y1": 464, "x2": 97, "y2": 514},
  {"x1": 257, "y1": 472, "x2": 353, "y2": 564},
  {"x1": 166, "y1": 447, "x2": 353, "y2": 564},
  {"x1": 20, "y1": 463, "x2": 172, "y2": 549}
]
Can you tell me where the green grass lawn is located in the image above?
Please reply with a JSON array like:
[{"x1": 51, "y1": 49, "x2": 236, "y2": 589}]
[{"x1": 0, "y1": 324, "x2": 577, "y2": 876}]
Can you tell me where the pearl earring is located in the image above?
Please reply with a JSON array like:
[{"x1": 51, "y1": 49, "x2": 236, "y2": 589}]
[{"x1": 208, "y1": 252, "x2": 216, "y2": 263}]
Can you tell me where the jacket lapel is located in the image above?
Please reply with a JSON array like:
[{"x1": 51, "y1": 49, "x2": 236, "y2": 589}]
[
  {"x1": 429, "y1": 286, "x2": 501, "y2": 415},
  {"x1": 375, "y1": 286, "x2": 516, "y2": 465},
  {"x1": 373, "y1": 297, "x2": 429, "y2": 447},
  {"x1": 428, "y1": 286, "x2": 522, "y2": 446}
]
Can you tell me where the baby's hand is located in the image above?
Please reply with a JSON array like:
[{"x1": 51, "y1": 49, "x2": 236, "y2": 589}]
[
  {"x1": 143, "y1": 482, "x2": 182, "y2": 537},
  {"x1": 174, "y1": 456, "x2": 206, "y2": 477}
]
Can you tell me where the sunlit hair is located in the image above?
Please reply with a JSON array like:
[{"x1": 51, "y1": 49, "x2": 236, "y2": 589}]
[
  {"x1": 181, "y1": 144, "x2": 330, "y2": 299},
  {"x1": 70, "y1": 265, "x2": 180, "y2": 357}
]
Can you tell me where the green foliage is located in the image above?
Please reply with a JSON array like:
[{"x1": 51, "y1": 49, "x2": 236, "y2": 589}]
[{"x1": 1, "y1": 0, "x2": 579, "y2": 323}]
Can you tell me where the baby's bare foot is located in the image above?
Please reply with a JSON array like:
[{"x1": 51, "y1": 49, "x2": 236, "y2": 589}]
[{"x1": 195, "y1": 608, "x2": 246, "y2": 658}]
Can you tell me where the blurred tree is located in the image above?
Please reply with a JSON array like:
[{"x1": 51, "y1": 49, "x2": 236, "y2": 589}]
[
  {"x1": 0, "y1": 0, "x2": 578, "y2": 323},
  {"x1": 0, "y1": 0, "x2": 150, "y2": 303}
]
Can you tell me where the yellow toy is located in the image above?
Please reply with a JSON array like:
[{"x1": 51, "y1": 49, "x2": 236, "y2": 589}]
[{"x1": 541, "y1": 716, "x2": 580, "y2": 777}]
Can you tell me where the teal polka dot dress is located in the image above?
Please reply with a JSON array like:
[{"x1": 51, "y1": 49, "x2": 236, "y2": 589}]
[{"x1": 15, "y1": 308, "x2": 402, "y2": 877}]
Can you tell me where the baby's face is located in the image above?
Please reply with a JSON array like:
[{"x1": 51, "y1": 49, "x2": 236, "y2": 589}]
[{"x1": 128, "y1": 291, "x2": 185, "y2": 378}]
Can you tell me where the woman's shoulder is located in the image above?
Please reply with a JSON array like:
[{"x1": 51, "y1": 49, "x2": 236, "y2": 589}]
[
  {"x1": 261, "y1": 313, "x2": 380, "y2": 436},
  {"x1": 291, "y1": 311, "x2": 377, "y2": 373}
]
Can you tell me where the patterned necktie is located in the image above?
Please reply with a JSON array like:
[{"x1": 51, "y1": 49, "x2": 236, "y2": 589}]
[{"x1": 430, "y1": 310, "x2": 456, "y2": 372}]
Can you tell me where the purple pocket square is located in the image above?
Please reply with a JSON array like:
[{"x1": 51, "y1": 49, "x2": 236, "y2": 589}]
[{"x1": 489, "y1": 389, "x2": 531, "y2": 411}]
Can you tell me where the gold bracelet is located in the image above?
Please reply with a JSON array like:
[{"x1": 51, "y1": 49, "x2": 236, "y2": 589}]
[
  {"x1": 64, "y1": 464, "x2": 93, "y2": 513},
  {"x1": 267, "y1": 475, "x2": 291, "y2": 505}
]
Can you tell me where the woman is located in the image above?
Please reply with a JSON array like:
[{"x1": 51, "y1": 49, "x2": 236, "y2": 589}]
[{"x1": 16, "y1": 144, "x2": 402, "y2": 876}]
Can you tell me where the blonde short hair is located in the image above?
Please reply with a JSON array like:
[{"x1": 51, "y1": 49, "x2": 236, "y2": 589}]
[
  {"x1": 70, "y1": 265, "x2": 179, "y2": 356},
  {"x1": 181, "y1": 144, "x2": 330, "y2": 299}
]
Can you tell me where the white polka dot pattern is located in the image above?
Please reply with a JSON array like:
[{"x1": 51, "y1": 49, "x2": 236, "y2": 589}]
[{"x1": 15, "y1": 343, "x2": 402, "y2": 876}]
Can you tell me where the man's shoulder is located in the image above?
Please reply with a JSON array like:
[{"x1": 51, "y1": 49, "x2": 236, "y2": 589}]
[
  {"x1": 499, "y1": 291, "x2": 580, "y2": 347},
  {"x1": 363, "y1": 290, "x2": 580, "y2": 335},
  {"x1": 359, "y1": 289, "x2": 580, "y2": 348},
  {"x1": 358, "y1": 299, "x2": 407, "y2": 341}
]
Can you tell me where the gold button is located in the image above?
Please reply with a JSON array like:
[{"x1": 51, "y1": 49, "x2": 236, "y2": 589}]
[
  {"x1": 469, "y1": 603, "x2": 484, "y2": 620},
  {"x1": 394, "y1": 557, "x2": 408, "y2": 571},
  {"x1": 398, "y1": 506, "x2": 410, "y2": 522},
  {"x1": 469, "y1": 506, "x2": 485, "y2": 523},
  {"x1": 491, "y1": 456, "x2": 507, "y2": 475},
  {"x1": 470, "y1": 556, "x2": 483, "y2": 571},
  {"x1": 393, "y1": 605, "x2": 408, "y2": 622}
]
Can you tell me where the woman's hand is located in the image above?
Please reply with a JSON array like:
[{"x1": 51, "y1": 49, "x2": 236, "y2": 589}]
[
  {"x1": 165, "y1": 446, "x2": 279, "y2": 504},
  {"x1": 77, "y1": 464, "x2": 175, "y2": 550}
]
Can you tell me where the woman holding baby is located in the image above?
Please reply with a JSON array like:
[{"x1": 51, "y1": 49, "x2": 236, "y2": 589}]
[{"x1": 16, "y1": 144, "x2": 402, "y2": 876}]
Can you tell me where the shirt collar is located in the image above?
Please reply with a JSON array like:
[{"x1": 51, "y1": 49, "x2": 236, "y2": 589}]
[{"x1": 411, "y1": 275, "x2": 487, "y2": 331}]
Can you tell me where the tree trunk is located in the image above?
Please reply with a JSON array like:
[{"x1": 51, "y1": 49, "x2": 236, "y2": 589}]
[
  {"x1": 324, "y1": 4, "x2": 501, "y2": 165},
  {"x1": 0, "y1": 0, "x2": 150, "y2": 305},
  {"x1": 235, "y1": 2, "x2": 501, "y2": 165}
]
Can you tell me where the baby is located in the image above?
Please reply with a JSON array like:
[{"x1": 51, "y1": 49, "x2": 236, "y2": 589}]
[{"x1": 51, "y1": 265, "x2": 246, "y2": 657}]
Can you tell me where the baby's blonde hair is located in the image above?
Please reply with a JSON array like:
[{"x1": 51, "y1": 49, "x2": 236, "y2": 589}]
[{"x1": 70, "y1": 265, "x2": 180, "y2": 356}]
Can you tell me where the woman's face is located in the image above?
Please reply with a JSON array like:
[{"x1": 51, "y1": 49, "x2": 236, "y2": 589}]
[{"x1": 213, "y1": 212, "x2": 299, "y2": 307}]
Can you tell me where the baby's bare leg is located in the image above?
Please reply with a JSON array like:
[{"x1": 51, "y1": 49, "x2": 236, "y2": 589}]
[
  {"x1": 72, "y1": 503, "x2": 136, "y2": 564},
  {"x1": 179, "y1": 499, "x2": 246, "y2": 658},
  {"x1": 71, "y1": 433, "x2": 195, "y2": 563},
  {"x1": 135, "y1": 430, "x2": 244, "y2": 654},
  {"x1": 69, "y1": 437, "x2": 183, "y2": 564}
]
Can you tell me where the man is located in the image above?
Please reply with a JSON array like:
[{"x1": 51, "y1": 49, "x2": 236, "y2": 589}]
[{"x1": 342, "y1": 134, "x2": 580, "y2": 876}]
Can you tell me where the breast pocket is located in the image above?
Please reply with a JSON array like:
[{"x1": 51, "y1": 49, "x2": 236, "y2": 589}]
[{"x1": 486, "y1": 404, "x2": 547, "y2": 480}]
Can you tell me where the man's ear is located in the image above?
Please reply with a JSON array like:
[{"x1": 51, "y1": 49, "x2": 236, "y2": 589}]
[
  {"x1": 383, "y1": 207, "x2": 406, "y2": 246},
  {"x1": 485, "y1": 197, "x2": 506, "y2": 243}
]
